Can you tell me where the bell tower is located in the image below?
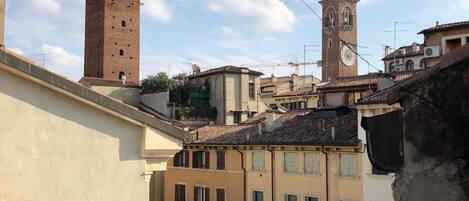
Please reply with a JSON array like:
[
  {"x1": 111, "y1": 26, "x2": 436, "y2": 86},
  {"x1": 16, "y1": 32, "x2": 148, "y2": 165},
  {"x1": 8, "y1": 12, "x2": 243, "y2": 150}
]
[
  {"x1": 83, "y1": 0, "x2": 140, "y2": 86},
  {"x1": 321, "y1": 0, "x2": 358, "y2": 81}
]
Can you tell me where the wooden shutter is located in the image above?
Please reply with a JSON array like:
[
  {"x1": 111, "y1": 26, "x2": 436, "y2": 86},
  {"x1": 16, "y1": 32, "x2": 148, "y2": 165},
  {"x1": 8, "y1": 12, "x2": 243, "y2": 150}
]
[
  {"x1": 175, "y1": 185, "x2": 180, "y2": 201},
  {"x1": 193, "y1": 152, "x2": 199, "y2": 168},
  {"x1": 205, "y1": 152, "x2": 210, "y2": 169},
  {"x1": 185, "y1": 151, "x2": 190, "y2": 168},
  {"x1": 216, "y1": 189, "x2": 225, "y2": 201},
  {"x1": 194, "y1": 187, "x2": 199, "y2": 201},
  {"x1": 205, "y1": 188, "x2": 210, "y2": 201},
  {"x1": 217, "y1": 151, "x2": 225, "y2": 170}
]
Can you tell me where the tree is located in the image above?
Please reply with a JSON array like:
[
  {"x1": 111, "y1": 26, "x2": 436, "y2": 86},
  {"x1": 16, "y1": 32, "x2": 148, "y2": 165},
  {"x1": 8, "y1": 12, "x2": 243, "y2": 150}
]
[{"x1": 140, "y1": 72, "x2": 171, "y2": 94}]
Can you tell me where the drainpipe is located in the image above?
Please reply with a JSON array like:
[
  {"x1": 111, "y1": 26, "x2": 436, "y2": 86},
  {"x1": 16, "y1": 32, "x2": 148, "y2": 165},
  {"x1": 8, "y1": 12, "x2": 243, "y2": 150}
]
[
  {"x1": 321, "y1": 146, "x2": 329, "y2": 201},
  {"x1": 237, "y1": 147, "x2": 247, "y2": 201},
  {"x1": 223, "y1": 74, "x2": 226, "y2": 125},
  {"x1": 268, "y1": 146, "x2": 275, "y2": 201}
]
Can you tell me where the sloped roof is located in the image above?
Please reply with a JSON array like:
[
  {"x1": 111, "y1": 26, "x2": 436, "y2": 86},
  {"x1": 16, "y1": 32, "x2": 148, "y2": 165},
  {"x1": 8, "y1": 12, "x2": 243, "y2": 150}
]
[
  {"x1": 0, "y1": 50, "x2": 190, "y2": 142},
  {"x1": 419, "y1": 20, "x2": 469, "y2": 34},
  {"x1": 188, "y1": 65, "x2": 263, "y2": 78},
  {"x1": 274, "y1": 87, "x2": 317, "y2": 97},
  {"x1": 382, "y1": 43, "x2": 424, "y2": 60},
  {"x1": 260, "y1": 75, "x2": 321, "y2": 88},
  {"x1": 191, "y1": 108, "x2": 359, "y2": 146}
]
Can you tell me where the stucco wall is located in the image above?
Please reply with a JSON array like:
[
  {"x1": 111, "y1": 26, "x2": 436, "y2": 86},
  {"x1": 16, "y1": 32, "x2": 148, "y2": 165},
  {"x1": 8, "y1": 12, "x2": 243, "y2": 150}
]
[
  {"x1": 141, "y1": 92, "x2": 171, "y2": 117},
  {"x1": 91, "y1": 85, "x2": 141, "y2": 107},
  {"x1": 0, "y1": 68, "x2": 149, "y2": 201}
]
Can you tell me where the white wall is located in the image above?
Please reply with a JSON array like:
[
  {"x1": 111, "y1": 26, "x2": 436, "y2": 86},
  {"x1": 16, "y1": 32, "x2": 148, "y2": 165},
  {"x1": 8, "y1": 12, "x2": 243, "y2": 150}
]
[
  {"x1": 0, "y1": 68, "x2": 150, "y2": 201},
  {"x1": 357, "y1": 104, "x2": 401, "y2": 201}
]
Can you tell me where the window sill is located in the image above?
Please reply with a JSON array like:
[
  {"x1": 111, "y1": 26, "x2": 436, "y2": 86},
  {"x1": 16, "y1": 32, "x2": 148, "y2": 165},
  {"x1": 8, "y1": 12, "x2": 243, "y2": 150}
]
[
  {"x1": 336, "y1": 175, "x2": 360, "y2": 180},
  {"x1": 366, "y1": 173, "x2": 395, "y2": 180}
]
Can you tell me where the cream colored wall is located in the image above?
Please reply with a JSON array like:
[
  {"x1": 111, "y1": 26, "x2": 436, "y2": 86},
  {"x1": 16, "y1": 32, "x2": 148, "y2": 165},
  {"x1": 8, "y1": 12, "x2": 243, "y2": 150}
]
[
  {"x1": 246, "y1": 150, "x2": 273, "y2": 201},
  {"x1": 141, "y1": 92, "x2": 171, "y2": 117},
  {"x1": 0, "y1": 68, "x2": 150, "y2": 201},
  {"x1": 165, "y1": 149, "x2": 244, "y2": 201},
  {"x1": 357, "y1": 104, "x2": 401, "y2": 201},
  {"x1": 91, "y1": 85, "x2": 141, "y2": 107}
]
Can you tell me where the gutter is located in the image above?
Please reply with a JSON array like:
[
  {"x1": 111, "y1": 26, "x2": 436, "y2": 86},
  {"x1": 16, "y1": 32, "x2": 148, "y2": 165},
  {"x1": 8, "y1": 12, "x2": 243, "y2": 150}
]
[
  {"x1": 237, "y1": 147, "x2": 247, "y2": 201},
  {"x1": 268, "y1": 146, "x2": 275, "y2": 201},
  {"x1": 321, "y1": 146, "x2": 329, "y2": 201}
]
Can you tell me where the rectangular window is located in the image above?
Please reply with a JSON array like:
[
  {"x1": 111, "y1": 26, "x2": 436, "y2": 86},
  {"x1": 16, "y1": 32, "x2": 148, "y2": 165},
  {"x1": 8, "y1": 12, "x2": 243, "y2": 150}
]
[
  {"x1": 305, "y1": 196, "x2": 318, "y2": 201},
  {"x1": 233, "y1": 112, "x2": 241, "y2": 124},
  {"x1": 194, "y1": 186, "x2": 209, "y2": 201},
  {"x1": 304, "y1": 153, "x2": 320, "y2": 174},
  {"x1": 216, "y1": 188, "x2": 225, "y2": 201},
  {"x1": 253, "y1": 191, "x2": 264, "y2": 201},
  {"x1": 252, "y1": 152, "x2": 265, "y2": 171},
  {"x1": 216, "y1": 151, "x2": 226, "y2": 170},
  {"x1": 285, "y1": 194, "x2": 298, "y2": 201},
  {"x1": 249, "y1": 82, "x2": 255, "y2": 98},
  {"x1": 339, "y1": 153, "x2": 357, "y2": 177},
  {"x1": 446, "y1": 38, "x2": 462, "y2": 52},
  {"x1": 173, "y1": 150, "x2": 189, "y2": 168},
  {"x1": 175, "y1": 184, "x2": 186, "y2": 201},
  {"x1": 193, "y1": 151, "x2": 210, "y2": 169},
  {"x1": 284, "y1": 152, "x2": 298, "y2": 173}
]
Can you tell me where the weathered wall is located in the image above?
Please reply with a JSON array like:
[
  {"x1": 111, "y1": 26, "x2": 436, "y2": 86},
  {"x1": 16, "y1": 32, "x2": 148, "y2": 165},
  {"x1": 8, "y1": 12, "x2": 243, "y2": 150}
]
[
  {"x1": 0, "y1": 67, "x2": 149, "y2": 201},
  {"x1": 141, "y1": 92, "x2": 171, "y2": 117},
  {"x1": 392, "y1": 59, "x2": 469, "y2": 201},
  {"x1": 91, "y1": 85, "x2": 141, "y2": 106}
]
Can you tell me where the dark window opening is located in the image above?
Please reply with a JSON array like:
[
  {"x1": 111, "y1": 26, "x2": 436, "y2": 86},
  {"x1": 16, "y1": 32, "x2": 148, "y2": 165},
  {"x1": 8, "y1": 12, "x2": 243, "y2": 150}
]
[
  {"x1": 175, "y1": 184, "x2": 186, "y2": 201},
  {"x1": 305, "y1": 196, "x2": 318, "y2": 201},
  {"x1": 285, "y1": 194, "x2": 298, "y2": 201},
  {"x1": 253, "y1": 191, "x2": 264, "y2": 201},
  {"x1": 121, "y1": 20, "x2": 127, "y2": 27},
  {"x1": 405, "y1": 60, "x2": 414, "y2": 71},
  {"x1": 249, "y1": 82, "x2": 255, "y2": 98},
  {"x1": 233, "y1": 112, "x2": 242, "y2": 124},
  {"x1": 216, "y1": 151, "x2": 226, "y2": 170},
  {"x1": 216, "y1": 188, "x2": 225, "y2": 201},
  {"x1": 446, "y1": 38, "x2": 462, "y2": 52},
  {"x1": 119, "y1": 72, "x2": 126, "y2": 80},
  {"x1": 389, "y1": 62, "x2": 395, "y2": 73},
  {"x1": 119, "y1": 49, "x2": 125, "y2": 56},
  {"x1": 173, "y1": 150, "x2": 189, "y2": 168},
  {"x1": 194, "y1": 186, "x2": 209, "y2": 201},
  {"x1": 420, "y1": 59, "x2": 426, "y2": 69},
  {"x1": 193, "y1": 151, "x2": 210, "y2": 169}
]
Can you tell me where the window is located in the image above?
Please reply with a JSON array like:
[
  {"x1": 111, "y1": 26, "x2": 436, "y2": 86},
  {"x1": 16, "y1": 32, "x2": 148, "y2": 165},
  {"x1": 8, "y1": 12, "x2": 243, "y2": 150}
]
[
  {"x1": 305, "y1": 196, "x2": 318, "y2": 201},
  {"x1": 339, "y1": 153, "x2": 357, "y2": 177},
  {"x1": 216, "y1": 151, "x2": 226, "y2": 170},
  {"x1": 119, "y1": 71, "x2": 126, "y2": 80},
  {"x1": 285, "y1": 194, "x2": 298, "y2": 201},
  {"x1": 216, "y1": 188, "x2": 225, "y2": 201},
  {"x1": 304, "y1": 153, "x2": 320, "y2": 174},
  {"x1": 328, "y1": 39, "x2": 333, "y2": 49},
  {"x1": 325, "y1": 11, "x2": 335, "y2": 27},
  {"x1": 193, "y1": 151, "x2": 210, "y2": 169},
  {"x1": 405, "y1": 60, "x2": 414, "y2": 71},
  {"x1": 173, "y1": 150, "x2": 189, "y2": 168},
  {"x1": 388, "y1": 62, "x2": 395, "y2": 73},
  {"x1": 253, "y1": 191, "x2": 264, "y2": 201},
  {"x1": 269, "y1": 104, "x2": 278, "y2": 109},
  {"x1": 252, "y1": 152, "x2": 265, "y2": 171},
  {"x1": 233, "y1": 112, "x2": 241, "y2": 124},
  {"x1": 119, "y1": 49, "x2": 125, "y2": 56},
  {"x1": 121, "y1": 20, "x2": 127, "y2": 27},
  {"x1": 446, "y1": 38, "x2": 462, "y2": 52},
  {"x1": 284, "y1": 152, "x2": 298, "y2": 173},
  {"x1": 175, "y1": 184, "x2": 186, "y2": 201},
  {"x1": 194, "y1": 186, "x2": 209, "y2": 201},
  {"x1": 420, "y1": 59, "x2": 426, "y2": 69},
  {"x1": 249, "y1": 82, "x2": 255, "y2": 98}
]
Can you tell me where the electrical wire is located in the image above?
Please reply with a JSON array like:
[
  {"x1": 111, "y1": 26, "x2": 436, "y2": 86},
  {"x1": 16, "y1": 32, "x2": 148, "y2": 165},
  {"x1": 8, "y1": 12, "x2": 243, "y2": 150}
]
[{"x1": 299, "y1": 0, "x2": 381, "y2": 72}]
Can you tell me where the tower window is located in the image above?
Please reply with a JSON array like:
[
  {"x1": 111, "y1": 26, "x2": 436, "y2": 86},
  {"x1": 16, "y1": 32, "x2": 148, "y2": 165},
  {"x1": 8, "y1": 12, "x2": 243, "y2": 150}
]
[
  {"x1": 119, "y1": 49, "x2": 124, "y2": 56},
  {"x1": 325, "y1": 11, "x2": 335, "y2": 27},
  {"x1": 119, "y1": 72, "x2": 126, "y2": 80},
  {"x1": 121, "y1": 20, "x2": 127, "y2": 27},
  {"x1": 328, "y1": 39, "x2": 333, "y2": 48}
]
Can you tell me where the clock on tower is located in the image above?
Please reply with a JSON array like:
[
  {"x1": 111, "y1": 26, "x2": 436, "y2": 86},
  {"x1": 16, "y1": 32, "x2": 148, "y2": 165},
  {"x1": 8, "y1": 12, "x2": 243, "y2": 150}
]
[{"x1": 320, "y1": 0, "x2": 359, "y2": 81}]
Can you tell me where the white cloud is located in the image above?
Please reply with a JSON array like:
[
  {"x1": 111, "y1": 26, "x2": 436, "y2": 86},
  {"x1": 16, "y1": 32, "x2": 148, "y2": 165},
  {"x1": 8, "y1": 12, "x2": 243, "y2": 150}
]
[
  {"x1": 221, "y1": 26, "x2": 242, "y2": 38},
  {"x1": 32, "y1": 0, "x2": 61, "y2": 14},
  {"x1": 36, "y1": 44, "x2": 83, "y2": 80},
  {"x1": 457, "y1": 0, "x2": 469, "y2": 10},
  {"x1": 359, "y1": 0, "x2": 381, "y2": 6},
  {"x1": 142, "y1": 0, "x2": 172, "y2": 23},
  {"x1": 208, "y1": 0, "x2": 297, "y2": 32}
]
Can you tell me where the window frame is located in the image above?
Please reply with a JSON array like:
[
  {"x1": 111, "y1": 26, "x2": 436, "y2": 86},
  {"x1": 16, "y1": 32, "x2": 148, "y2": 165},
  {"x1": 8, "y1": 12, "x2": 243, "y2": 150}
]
[
  {"x1": 305, "y1": 196, "x2": 319, "y2": 201},
  {"x1": 283, "y1": 152, "x2": 298, "y2": 173},
  {"x1": 338, "y1": 153, "x2": 357, "y2": 177},
  {"x1": 193, "y1": 151, "x2": 210, "y2": 169},
  {"x1": 284, "y1": 194, "x2": 298, "y2": 201},
  {"x1": 304, "y1": 152, "x2": 320, "y2": 175},
  {"x1": 233, "y1": 112, "x2": 242, "y2": 124},
  {"x1": 175, "y1": 183, "x2": 187, "y2": 201},
  {"x1": 194, "y1": 186, "x2": 209, "y2": 201},
  {"x1": 249, "y1": 82, "x2": 255, "y2": 99},
  {"x1": 216, "y1": 188, "x2": 226, "y2": 201},
  {"x1": 253, "y1": 191, "x2": 264, "y2": 201},
  {"x1": 173, "y1": 150, "x2": 190, "y2": 168},
  {"x1": 252, "y1": 151, "x2": 265, "y2": 171},
  {"x1": 216, "y1": 150, "x2": 226, "y2": 170}
]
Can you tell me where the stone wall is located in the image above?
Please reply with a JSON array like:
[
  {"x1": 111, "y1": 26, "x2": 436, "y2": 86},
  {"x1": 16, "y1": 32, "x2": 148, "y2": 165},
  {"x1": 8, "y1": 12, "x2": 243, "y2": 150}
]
[{"x1": 390, "y1": 54, "x2": 469, "y2": 200}]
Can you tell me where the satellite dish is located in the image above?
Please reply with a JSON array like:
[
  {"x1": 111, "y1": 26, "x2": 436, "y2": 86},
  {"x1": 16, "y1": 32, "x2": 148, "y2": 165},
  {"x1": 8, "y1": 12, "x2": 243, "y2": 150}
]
[{"x1": 192, "y1": 64, "x2": 201, "y2": 74}]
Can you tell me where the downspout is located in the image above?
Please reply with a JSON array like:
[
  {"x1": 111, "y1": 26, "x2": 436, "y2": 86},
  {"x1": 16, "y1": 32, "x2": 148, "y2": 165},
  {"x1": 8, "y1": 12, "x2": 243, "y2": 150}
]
[
  {"x1": 223, "y1": 74, "x2": 226, "y2": 125},
  {"x1": 268, "y1": 146, "x2": 275, "y2": 201},
  {"x1": 237, "y1": 147, "x2": 247, "y2": 201},
  {"x1": 321, "y1": 146, "x2": 329, "y2": 201}
]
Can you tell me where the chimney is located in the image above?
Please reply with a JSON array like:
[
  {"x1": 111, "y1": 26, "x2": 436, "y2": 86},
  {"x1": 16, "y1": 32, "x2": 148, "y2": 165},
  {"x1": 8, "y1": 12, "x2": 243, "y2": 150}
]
[
  {"x1": 331, "y1": 127, "x2": 336, "y2": 140},
  {"x1": 317, "y1": 119, "x2": 326, "y2": 131},
  {"x1": 258, "y1": 122, "x2": 263, "y2": 135},
  {"x1": 265, "y1": 112, "x2": 281, "y2": 132},
  {"x1": 271, "y1": 74, "x2": 277, "y2": 82},
  {"x1": 436, "y1": 21, "x2": 439, "y2": 26},
  {"x1": 384, "y1": 46, "x2": 393, "y2": 56}
]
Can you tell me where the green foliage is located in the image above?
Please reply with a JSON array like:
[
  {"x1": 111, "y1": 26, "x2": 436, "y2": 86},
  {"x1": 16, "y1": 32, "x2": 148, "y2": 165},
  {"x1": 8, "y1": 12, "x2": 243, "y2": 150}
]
[{"x1": 140, "y1": 72, "x2": 171, "y2": 94}]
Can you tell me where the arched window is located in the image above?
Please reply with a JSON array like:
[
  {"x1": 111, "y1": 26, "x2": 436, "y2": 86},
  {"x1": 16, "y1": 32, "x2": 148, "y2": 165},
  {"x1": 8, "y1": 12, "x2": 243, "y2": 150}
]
[
  {"x1": 328, "y1": 12, "x2": 335, "y2": 27},
  {"x1": 420, "y1": 59, "x2": 426, "y2": 69},
  {"x1": 119, "y1": 72, "x2": 126, "y2": 80},
  {"x1": 343, "y1": 7, "x2": 353, "y2": 25},
  {"x1": 328, "y1": 39, "x2": 333, "y2": 48},
  {"x1": 119, "y1": 49, "x2": 124, "y2": 56},
  {"x1": 121, "y1": 20, "x2": 127, "y2": 27},
  {"x1": 389, "y1": 62, "x2": 395, "y2": 73},
  {"x1": 324, "y1": 8, "x2": 335, "y2": 27},
  {"x1": 405, "y1": 60, "x2": 414, "y2": 71}
]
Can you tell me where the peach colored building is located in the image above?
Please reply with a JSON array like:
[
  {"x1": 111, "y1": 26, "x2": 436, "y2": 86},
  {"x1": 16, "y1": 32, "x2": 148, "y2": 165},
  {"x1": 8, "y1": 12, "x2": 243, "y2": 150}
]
[{"x1": 165, "y1": 107, "x2": 363, "y2": 201}]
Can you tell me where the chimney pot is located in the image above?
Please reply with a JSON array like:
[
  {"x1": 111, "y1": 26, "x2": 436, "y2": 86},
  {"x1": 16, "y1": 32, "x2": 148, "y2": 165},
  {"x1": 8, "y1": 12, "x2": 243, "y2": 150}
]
[{"x1": 331, "y1": 127, "x2": 336, "y2": 140}]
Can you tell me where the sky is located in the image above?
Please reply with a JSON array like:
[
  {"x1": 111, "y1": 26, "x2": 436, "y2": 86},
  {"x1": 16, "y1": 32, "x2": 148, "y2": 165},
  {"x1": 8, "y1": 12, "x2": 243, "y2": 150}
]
[{"x1": 4, "y1": 0, "x2": 469, "y2": 81}]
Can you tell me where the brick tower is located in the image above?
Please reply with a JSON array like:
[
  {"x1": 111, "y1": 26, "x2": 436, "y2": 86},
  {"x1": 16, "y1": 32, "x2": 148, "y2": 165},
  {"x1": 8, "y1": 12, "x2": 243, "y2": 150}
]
[
  {"x1": 83, "y1": 0, "x2": 140, "y2": 86},
  {"x1": 321, "y1": 0, "x2": 358, "y2": 81}
]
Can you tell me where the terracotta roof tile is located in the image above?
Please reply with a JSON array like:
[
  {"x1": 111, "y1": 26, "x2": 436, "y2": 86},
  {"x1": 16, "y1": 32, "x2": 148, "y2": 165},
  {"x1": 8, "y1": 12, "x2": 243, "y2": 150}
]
[
  {"x1": 419, "y1": 20, "x2": 469, "y2": 34},
  {"x1": 188, "y1": 65, "x2": 263, "y2": 78},
  {"x1": 274, "y1": 87, "x2": 317, "y2": 97}
]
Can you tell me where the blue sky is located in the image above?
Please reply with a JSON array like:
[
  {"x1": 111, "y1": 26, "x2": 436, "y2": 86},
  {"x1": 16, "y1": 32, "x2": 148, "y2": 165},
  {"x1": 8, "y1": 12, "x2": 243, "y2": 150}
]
[{"x1": 5, "y1": 0, "x2": 469, "y2": 81}]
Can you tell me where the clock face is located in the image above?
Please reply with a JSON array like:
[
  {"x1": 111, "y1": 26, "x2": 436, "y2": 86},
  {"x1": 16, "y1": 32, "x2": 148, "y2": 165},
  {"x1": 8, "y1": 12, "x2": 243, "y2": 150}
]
[{"x1": 341, "y1": 45, "x2": 356, "y2": 67}]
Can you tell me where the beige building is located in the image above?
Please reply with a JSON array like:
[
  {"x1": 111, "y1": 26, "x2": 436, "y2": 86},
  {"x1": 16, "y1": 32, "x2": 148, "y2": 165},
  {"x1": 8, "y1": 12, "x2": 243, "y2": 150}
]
[
  {"x1": 260, "y1": 74, "x2": 321, "y2": 110},
  {"x1": 0, "y1": 50, "x2": 189, "y2": 201},
  {"x1": 382, "y1": 43, "x2": 426, "y2": 73},
  {"x1": 165, "y1": 107, "x2": 363, "y2": 201},
  {"x1": 419, "y1": 20, "x2": 469, "y2": 67},
  {"x1": 188, "y1": 66, "x2": 267, "y2": 125}
]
